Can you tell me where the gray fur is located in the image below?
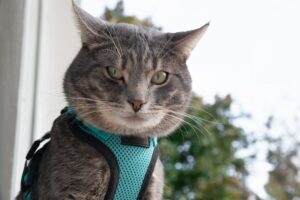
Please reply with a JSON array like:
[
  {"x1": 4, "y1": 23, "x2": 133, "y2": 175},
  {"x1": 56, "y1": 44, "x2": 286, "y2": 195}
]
[{"x1": 17, "y1": 2, "x2": 208, "y2": 199}]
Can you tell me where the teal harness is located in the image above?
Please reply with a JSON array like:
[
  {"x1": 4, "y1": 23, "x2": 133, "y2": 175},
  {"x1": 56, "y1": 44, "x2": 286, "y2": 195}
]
[{"x1": 20, "y1": 107, "x2": 159, "y2": 200}]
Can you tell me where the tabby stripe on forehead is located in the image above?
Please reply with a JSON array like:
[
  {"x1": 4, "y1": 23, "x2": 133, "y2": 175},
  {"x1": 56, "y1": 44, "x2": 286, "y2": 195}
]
[
  {"x1": 89, "y1": 42, "x2": 119, "y2": 52},
  {"x1": 142, "y1": 52, "x2": 150, "y2": 64},
  {"x1": 152, "y1": 55, "x2": 158, "y2": 70},
  {"x1": 136, "y1": 43, "x2": 144, "y2": 64},
  {"x1": 129, "y1": 52, "x2": 136, "y2": 67},
  {"x1": 146, "y1": 47, "x2": 156, "y2": 70},
  {"x1": 141, "y1": 43, "x2": 150, "y2": 64}
]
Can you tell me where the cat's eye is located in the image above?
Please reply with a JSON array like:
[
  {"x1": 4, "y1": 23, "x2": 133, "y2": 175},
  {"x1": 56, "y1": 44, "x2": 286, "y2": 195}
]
[
  {"x1": 106, "y1": 67, "x2": 123, "y2": 80},
  {"x1": 151, "y1": 71, "x2": 168, "y2": 85}
]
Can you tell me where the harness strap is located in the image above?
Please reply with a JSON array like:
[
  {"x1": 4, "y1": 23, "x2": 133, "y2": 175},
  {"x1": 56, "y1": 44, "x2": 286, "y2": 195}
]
[
  {"x1": 26, "y1": 133, "x2": 50, "y2": 160},
  {"x1": 20, "y1": 108, "x2": 69, "y2": 199},
  {"x1": 69, "y1": 118, "x2": 119, "y2": 200},
  {"x1": 21, "y1": 133, "x2": 50, "y2": 200}
]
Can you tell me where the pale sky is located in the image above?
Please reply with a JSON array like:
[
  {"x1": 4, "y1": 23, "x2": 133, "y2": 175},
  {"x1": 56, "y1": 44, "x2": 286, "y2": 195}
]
[{"x1": 82, "y1": 0, "x2": 300, "y2": 198}]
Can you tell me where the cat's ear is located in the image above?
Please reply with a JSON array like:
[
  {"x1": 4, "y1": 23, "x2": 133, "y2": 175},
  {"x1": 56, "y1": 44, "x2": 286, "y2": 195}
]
[
  {"x1": 167, "y1": 23, "x2": 209, "y2": 59},
  {"x1": 72, "y1": 1, "x2": 106, "y2": 44}
]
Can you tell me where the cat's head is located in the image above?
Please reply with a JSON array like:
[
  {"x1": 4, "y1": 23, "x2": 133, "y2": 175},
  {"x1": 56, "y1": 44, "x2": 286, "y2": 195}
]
[{"x1": 64, "y1": 3, "x2": 208, "y2": 137}]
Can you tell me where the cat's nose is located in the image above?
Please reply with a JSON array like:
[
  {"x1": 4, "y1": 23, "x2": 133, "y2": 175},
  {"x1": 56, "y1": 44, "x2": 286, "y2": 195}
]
[{"x1": 128, "y1": 99, "x2": 144, "y2": 112}]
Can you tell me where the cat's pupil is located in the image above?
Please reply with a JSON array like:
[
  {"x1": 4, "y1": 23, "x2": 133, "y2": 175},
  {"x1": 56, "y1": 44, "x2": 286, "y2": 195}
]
[
  {"x1": 155, "y1": 74, "x2": 162, "y2": 81},
  {"x1": 107, "y1": 67, "x2": 123, "y2": 80},
  {"x1": 151, "y1": 71, "x2": 167, "y2": 85}
]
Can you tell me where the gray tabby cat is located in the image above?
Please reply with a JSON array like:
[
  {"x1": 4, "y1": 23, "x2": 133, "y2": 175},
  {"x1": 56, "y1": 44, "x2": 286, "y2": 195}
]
[{"x1": 17, "y1": 2, "x2": 208, "y2": 200}]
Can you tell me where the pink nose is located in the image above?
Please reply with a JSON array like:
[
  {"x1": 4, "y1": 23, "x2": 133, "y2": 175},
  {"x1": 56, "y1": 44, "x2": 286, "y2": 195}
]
[{"x1": 128, "y1": 99, "x2": 143, "y2": 112}]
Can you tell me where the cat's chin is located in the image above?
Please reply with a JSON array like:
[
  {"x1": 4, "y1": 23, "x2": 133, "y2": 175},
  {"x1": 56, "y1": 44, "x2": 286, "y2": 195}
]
[{"x1": 105, "y1": 111, "x2": 164, "y2": 134}]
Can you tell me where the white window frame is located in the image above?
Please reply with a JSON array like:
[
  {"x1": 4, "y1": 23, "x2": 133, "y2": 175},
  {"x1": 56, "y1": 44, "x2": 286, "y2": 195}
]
[
  {"x1": 10, "y1": 0, "x2": 41, "y2": 198},
  {"x1": 11, "y1": 0, "x2": 81, "y2": 199}
]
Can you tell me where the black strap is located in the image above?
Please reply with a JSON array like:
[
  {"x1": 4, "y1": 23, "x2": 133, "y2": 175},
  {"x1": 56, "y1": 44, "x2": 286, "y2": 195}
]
[
  {"x1": 121, "y1": 136, "x2": 150, "y2": 148},
  {"x1": 137, "y1": 145, "x2": 160, "y2": 199},
  {"x1": 21, "y1": 139, "x2": 50, "y2": 199},
  {"x1": 20, "y1": 108, "x2": 67, "y2": 199},
  {"x1": 68, "y1": 116, "x2": 119, "y2": 200}
]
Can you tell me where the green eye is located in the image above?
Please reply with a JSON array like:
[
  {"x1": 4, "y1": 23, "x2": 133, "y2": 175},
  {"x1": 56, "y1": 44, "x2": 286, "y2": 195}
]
[
  {"x1": 151, "y1": 71, "x2": 168, "y2": 85},
  {"x1": 107, "y1": 67, "x2": 123, "y2": 80}
]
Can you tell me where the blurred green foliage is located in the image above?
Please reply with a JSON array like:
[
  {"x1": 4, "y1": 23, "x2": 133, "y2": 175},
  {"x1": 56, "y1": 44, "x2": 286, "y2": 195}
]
[
  {"x1": 264, "y1": 123, "x2": 300, "y2": 200},
  {"x1": 160, "y1": 95, "x2": 252, "y2": 200},
  {"x1": 103, "y1": 1, "x2": 158, "y2": 29}
]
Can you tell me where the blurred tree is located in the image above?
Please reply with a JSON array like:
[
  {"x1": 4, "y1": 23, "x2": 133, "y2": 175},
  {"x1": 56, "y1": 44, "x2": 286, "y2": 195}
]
[
  {"x1": 103, "y1": 1, "x2": 159, "y2": 29},
  {"x1": 264, "y1": 121, "x2": 300, "y2": 200},
  {"x1": 103, "y1": 1, "x2": 256, "y2": 199},
  {"x1": 160, "y1": 95, "x2": 253, "y2": 200}
]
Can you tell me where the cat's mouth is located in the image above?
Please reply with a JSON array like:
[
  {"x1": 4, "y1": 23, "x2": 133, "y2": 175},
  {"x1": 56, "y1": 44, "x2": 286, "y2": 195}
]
[
  {"x1": 120, "y1": 112, "x2": 153, "y2": 122},
  {"x1": 124, "y1": 114, "x2": 148, "y2": 121},
  {"x1": 106, "y1": 110, "x2": 164, "y2": 131}
]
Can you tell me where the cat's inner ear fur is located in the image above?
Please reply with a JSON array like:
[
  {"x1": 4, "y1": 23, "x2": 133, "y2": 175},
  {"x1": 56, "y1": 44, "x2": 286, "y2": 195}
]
[
  {"x1": 166, "y1": 23, "x2": 209, "y2": 59},
  {"x1": 72, "y1": 1, "x2": 107, "y2": 45}
]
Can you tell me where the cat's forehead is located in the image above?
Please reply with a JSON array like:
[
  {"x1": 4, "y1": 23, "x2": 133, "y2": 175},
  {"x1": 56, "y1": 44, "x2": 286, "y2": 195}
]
[
  {"x1": 103, "y1": 24, "x2": 163, "y2": 51},
  {"x1": 101, "y1": 24, "x2": 163, "y2": 71},
  {"x1": 111, "y1": 23, "x2": 161, "y2": 39},
  {"x1": 121, "y1": 49, "x2": 161, "y2": 72}
]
